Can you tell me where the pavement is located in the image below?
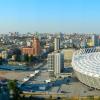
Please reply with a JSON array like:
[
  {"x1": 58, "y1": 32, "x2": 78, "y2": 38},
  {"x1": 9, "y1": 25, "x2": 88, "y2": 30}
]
[
  {"x1": 0, "y1": 63, "x2": 100, "y2": 97},
  {"x1": 49, "y1": 77, "x2": 100, "y2": 97},
  {"x1": 0, "y1": 63, "x2": 44, "y2": 81},
  {"x1": 21, "y1": 63, "x2": 100, "y2": 97}
]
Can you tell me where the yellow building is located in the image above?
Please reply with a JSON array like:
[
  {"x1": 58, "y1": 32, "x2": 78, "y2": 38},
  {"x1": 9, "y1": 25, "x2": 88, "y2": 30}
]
[
  {"x1": 12, "y1": 55, "x2": 16, "y2": 61},
  {"x1": 87, "y1": 39, "x2": 94, "y2": 47},
  {"x1": 2, "y1": 51, "x2": 8, "y2": 59}
]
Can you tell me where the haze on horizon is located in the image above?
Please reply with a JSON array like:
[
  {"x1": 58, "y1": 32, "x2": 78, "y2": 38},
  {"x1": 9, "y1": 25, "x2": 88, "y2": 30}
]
[{"x1": 0, "y1": 0, "x2": 100, "y2": 34}]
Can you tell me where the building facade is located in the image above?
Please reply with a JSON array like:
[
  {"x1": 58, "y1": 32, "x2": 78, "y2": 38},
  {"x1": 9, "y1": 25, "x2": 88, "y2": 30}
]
[
  {"x1": 22, "y1": 37, "x2": 41, "y2": 56},
  {"x1": 47, "y1": 52, "x2": 64, "y2": 77},
  {"x1": 54, "y1": 38, "x2": 60, "y2": 51},
  {"x1": 32, "y1": 37, "x2": 41, "y2": 56},
  {"x1": 72, "y1": 47, "x2": 100, "y2": 89},
  {"x1": 91, "y1": 34, "x2": 100, "y2": 47},
  {"x1": 54, "y1": 52, "x2": 64, "y2": 76},
  {"x1": 47, "y1": 53, "x2": 54, "y2": 77}
]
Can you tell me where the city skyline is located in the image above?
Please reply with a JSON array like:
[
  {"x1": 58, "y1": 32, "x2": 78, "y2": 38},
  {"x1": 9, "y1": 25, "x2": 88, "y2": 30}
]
[{"x1": 0, "y1": 0, "x2": 100, "y2": 33}]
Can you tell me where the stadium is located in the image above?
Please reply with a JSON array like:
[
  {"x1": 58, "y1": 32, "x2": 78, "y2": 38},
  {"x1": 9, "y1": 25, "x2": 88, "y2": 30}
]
[{"x1": 72, "y1": 47, "x2": 100, "y2": 89}]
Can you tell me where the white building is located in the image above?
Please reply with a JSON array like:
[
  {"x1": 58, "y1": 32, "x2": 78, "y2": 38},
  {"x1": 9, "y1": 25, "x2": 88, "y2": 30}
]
[
  {"x1": 47, "y1": 51, "x2": 64, "y2": 77},
  {"x1": 54, "y1": 52, "x2": 64, "y2": 76},
  {"x1": 47, "y1": 53, "x2": 54, "y2": 72},
  {"x1": 80, "y1": 40, "x2": 87, "y2": 48},
  {"x1": 54, "y1": 38, "x2": 60, "y2": 51},
  {"x1": 92, "y1": 34, "x2": 96, "y2": 46},
  {"x1": 27, "y1": 41, "x2": 32, "y2": 47}
]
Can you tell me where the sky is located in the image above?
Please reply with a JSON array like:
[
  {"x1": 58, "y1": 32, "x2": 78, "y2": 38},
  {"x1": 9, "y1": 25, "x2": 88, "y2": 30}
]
[{"x1": 0, "y1": 0, "x2": 100, "y2": 33}]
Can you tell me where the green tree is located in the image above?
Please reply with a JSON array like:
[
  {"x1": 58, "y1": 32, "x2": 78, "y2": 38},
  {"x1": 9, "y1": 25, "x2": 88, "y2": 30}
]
[
  {"x1": 49, "y1": 95, "x2": 53, "y2": 100},
  {"x1": 13, "y1": 48, "x2": 21, "y2": 62},
  {"x1": 8, "y1": 80, "x2": 21, "y2": 100},
  {"x1": 0, "y1": 58, "x2": 2, "y2": 65},
  {"x1": 24, "y1": 54, "x2": 29, "y2": 62},
  {"x1": 15, "y1": 55, "x2": 21, "y2": 62},
  {"x1": 87, "y1": 96, "x2": 94, "y2": 100},
  {"x1": 7, "y1": 54, "x2": 12, "y2": 59},
  {"x1": 28, "y1": 55, "x2": 33, "y2": 63}
]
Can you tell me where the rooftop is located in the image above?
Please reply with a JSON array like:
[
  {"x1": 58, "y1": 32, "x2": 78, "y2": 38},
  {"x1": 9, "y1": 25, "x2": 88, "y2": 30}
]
[{"x1": 73, "y1": 52, "x2": 100, "y2": 77}]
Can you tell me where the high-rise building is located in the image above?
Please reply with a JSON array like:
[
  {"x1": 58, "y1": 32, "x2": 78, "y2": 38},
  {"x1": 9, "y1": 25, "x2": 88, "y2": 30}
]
[
  {"x1": 47, "y1": 52, "x2": 64, "y2": 77},
  {"x1": 47, "y1": 53, "x2": 54, "y2": 77},
  {"x1": 91, "y1": 34, "x2": 100, "y2": 46},
  {"x1": 92, "y1": 34, "x2": 96, "y2": 46},
  {"x1": 98, "y1": 35, "x2": 100, "y2": 46},
  {"x1": 32, "y1": 37, "x2": 40, "y2": 56},
  {"x1": 54, "y1": 52, "x2": 64, "y2": 76},
  {"x1": 54, "y1": 38, "x2": 60, "y2": 51},
  {"x1": 80, "y1": 40, "x2": 87, "y2": 48}
]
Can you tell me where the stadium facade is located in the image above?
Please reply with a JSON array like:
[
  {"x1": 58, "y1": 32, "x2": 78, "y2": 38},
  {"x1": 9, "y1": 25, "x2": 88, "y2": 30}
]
[{"x1": 72, "y1": 47, "x2": 100, "y2": 89}]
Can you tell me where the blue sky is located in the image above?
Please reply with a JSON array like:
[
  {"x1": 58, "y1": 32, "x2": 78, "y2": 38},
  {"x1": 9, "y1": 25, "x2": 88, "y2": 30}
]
[{"x1": 0, "y1": 0, "x2": 100, "y2": 33}]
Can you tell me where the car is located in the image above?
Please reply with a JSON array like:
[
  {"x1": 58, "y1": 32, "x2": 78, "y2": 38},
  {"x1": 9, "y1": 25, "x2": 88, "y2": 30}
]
[
  {"x1": 61, "y1": 91, "x2": 67, "y2": 93},
  {"x1": 88, "y1": 88, "x2": 94, "y2": 91},
  {"x1": 30, "y1": 90, "x2": 35, "y2": 92}
]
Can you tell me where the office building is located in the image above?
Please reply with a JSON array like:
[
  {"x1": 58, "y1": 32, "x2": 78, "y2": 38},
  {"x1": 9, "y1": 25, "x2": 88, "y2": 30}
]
[
  {"x1": 80, "y1": 40, "x2": 87, "y2": 48},
  {"x1": 54, "y1": 52, "x2": 64, "y2": 76},
  {"x1": 54, "y1": 38, "x2": 60, "y2": 51},
  {"x1": 47, "y1": 52, "x2": 64, "y2": 77},
  {"x1": 47, "y1": 53, "x2": 54, "y2": 77},
  {"x1": 92, "y1": 34, "x2": 97, "y2": 46},
  {"x1": 91, "y1": 34, "x2": 100, "y2": 46}
]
